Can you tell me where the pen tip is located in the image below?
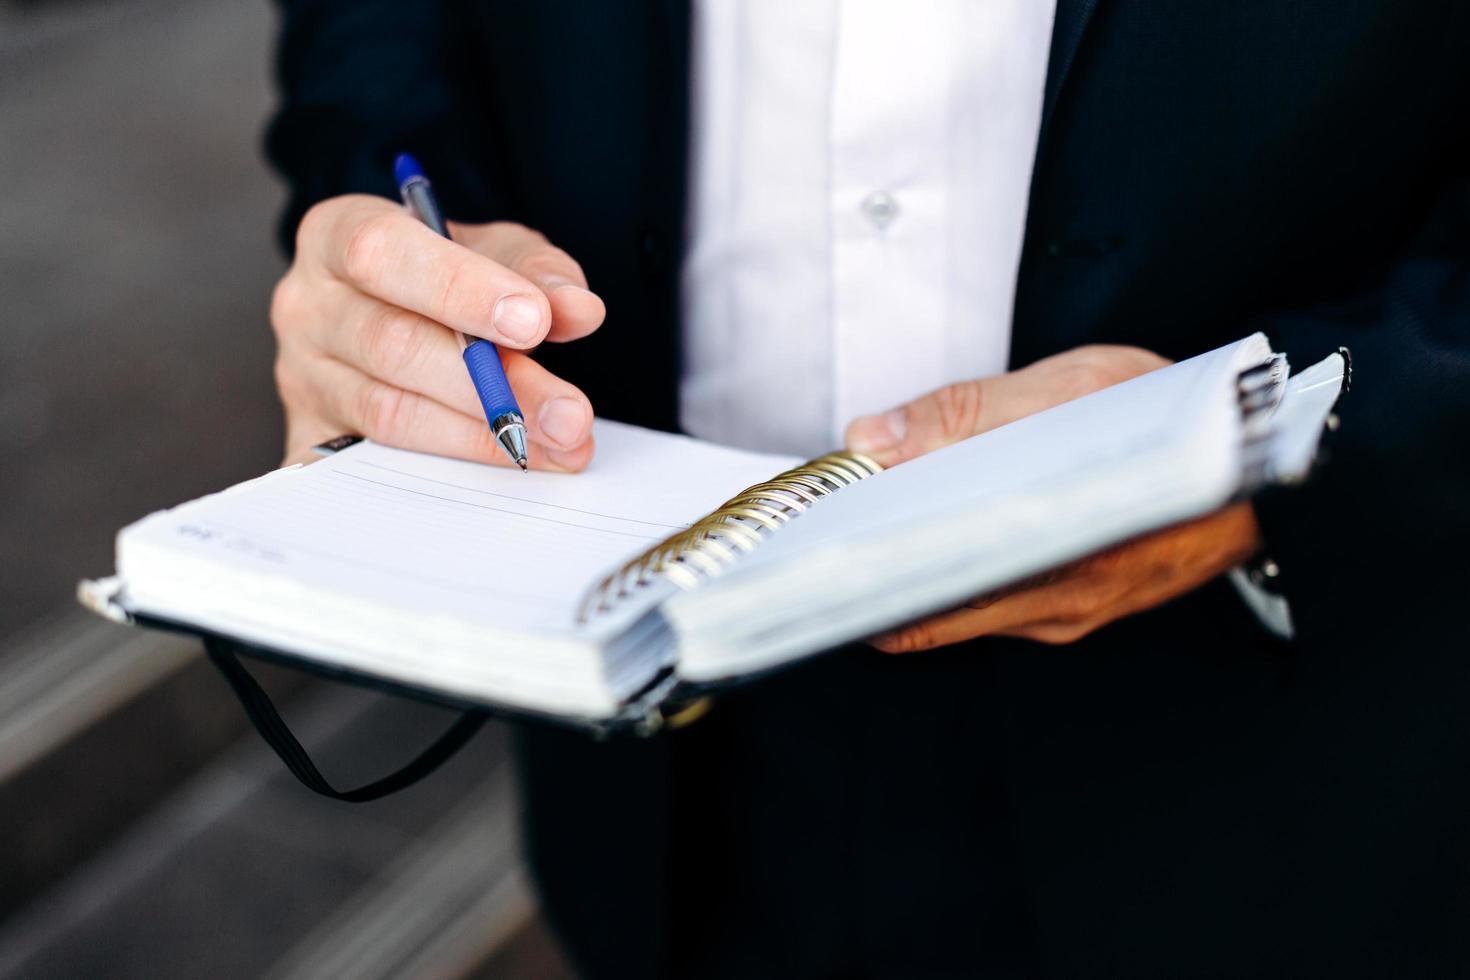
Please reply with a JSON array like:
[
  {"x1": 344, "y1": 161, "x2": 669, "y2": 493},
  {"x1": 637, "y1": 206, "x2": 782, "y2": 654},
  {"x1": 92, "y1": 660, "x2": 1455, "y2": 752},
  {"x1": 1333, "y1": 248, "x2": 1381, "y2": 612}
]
[{"x1": 493, "y1": 416, "x2": 530, "y2": 472}]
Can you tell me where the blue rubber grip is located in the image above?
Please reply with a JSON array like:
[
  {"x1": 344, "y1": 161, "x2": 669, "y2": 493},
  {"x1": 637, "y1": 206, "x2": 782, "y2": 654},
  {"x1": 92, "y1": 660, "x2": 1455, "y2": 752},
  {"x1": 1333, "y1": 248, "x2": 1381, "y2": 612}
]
[{"x1": 462, "y1": 339, "x2": 520, "y2": 421}]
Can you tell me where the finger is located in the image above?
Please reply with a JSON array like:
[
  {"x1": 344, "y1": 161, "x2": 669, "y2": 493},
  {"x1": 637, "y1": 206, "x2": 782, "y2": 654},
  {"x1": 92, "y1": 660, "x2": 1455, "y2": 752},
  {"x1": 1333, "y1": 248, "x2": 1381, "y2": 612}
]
[
  {"x1": 305, "y1": 196, "x2": 552, "y2": 349},
  {"x1": 502, "y1": 350, "x2": 597, "y2": 453},
  {"x1": 306, "y1": 291, "x2": 596, "y2": 452},
  {"x1": 846, "y1": 368, "x2": 1080, "y2": 467},
  {"x1": 873, "y1": 504, "x2": 1261, "y2": 653},
  {"x1": 994, "y1": 619, "x2": 1100, "y2": 645},
  {"x1": 871, "y1": 585, "x2": 1072, "y2": 654},
  {"x1": 454, "y1": 222, "x2": 607, "y2": 343},
  {"x1": 845, "y1": 377, "x2": 993, "y2": 467},
  {"x1": 845, "y1": 347, "x2": 1173, "y2": 467},
  {"x1": 870, "y1": 568, "x2": 1115, "y2": 653},
  {"x1": 307, "y1": 353, "x2": 594, "y2": 471},
  {"x1": 1023, "y1": 344, "x2": 1172, "y2": 397}
]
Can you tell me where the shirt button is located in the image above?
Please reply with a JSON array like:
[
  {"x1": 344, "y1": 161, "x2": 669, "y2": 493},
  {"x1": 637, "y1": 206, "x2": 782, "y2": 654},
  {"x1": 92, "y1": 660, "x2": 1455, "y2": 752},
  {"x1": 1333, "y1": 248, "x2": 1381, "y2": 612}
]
[{"x1": 860, "y1": 190, "x2": 899, "y2": 230}]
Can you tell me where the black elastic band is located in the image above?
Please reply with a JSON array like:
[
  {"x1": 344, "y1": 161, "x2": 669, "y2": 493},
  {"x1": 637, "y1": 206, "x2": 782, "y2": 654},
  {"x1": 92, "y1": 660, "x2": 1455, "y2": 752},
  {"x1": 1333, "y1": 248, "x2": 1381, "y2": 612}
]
[{"x1": 204, "y1": 638, "x2": 486, "y2": 802}]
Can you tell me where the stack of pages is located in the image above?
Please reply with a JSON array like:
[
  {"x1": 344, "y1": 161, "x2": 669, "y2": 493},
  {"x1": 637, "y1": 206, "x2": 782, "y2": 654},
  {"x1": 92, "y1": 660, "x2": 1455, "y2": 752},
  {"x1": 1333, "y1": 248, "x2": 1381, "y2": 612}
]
[{"x1": 83, "y1": 334, "x2": 1347, "y2": 727}]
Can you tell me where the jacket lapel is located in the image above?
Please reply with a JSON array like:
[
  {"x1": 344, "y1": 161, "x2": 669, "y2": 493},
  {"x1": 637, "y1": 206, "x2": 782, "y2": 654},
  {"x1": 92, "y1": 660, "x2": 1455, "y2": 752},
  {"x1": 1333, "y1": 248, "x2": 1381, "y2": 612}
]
[{"x1": 1040, "y1": 0, "x2": 1103, "y2": 142}]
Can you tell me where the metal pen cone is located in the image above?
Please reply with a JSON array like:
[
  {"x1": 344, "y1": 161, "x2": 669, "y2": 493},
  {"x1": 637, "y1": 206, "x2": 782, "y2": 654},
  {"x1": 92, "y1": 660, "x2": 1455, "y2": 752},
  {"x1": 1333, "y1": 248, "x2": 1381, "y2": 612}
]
[{"x1": 492, "y1": 414, "x2": 529, "y2": 471}]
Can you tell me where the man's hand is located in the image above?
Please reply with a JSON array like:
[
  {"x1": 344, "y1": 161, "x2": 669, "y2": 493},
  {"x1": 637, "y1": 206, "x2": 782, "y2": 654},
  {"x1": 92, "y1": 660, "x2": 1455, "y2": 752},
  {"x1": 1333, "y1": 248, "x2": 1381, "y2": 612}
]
[
  {"x1": 844, "y1": 345, "x2": 1264, "y2": 652},
  {"x1": 270, "y1": 195, "x2": 606, "y2": 470}
]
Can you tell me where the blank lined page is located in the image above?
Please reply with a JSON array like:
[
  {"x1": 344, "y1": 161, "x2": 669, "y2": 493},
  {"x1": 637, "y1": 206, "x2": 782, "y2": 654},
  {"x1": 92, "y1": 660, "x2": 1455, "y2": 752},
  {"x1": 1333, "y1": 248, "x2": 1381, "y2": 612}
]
[{"x1": 118, "y1": 420, "x2": 797, "y2": 634}]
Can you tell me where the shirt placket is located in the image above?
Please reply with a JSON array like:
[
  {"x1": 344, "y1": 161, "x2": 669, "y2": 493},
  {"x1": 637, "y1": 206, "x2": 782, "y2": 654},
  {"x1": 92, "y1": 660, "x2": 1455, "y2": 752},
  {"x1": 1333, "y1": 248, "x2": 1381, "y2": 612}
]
[{"x1": 828, "y1": 0, "x2": 955, "y2": 445}]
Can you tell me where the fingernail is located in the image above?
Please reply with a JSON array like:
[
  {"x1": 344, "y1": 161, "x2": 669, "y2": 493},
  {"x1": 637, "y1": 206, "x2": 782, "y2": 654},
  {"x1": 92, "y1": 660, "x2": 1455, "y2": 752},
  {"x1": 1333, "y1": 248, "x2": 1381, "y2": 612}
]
[
  {"x1": 539, "y1": 397, "x2": 586, "y2": 449},
  {"x1": 493, "y1": 294, "x2": 543, "y2": 344},
  {"x1": 848, "y1": 408, "x2": 907, "y2": 455}
]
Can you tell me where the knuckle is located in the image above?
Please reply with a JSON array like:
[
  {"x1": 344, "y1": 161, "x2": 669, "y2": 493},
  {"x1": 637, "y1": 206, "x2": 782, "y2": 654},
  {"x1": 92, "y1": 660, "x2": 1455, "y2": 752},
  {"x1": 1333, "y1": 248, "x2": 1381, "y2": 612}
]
[
  {"x1": 357, "y1": 382, "x2": 414, "y2": 444},
  {"x1": 272, "y1": 356, "x2": 301, "y2": 404},
  {"x1": 932, "y1": 382, "x2": 984, "y2": 442},
  {"x1": 879, "y1": 624, "x2": 934, "y2": 655},
  {"x1": 294, "y1": 198, "x2": 336, "y2": 254},
  {"x1": 1060, "y1": 360, "x2": 1112, "y2": 400},
  {"x1": 1070, "y1": 344, "x2": 1112, "y2": 361},
  {"x1": 438, "y1": 258, "x2": 493, "y2": 328},
  {"x1": 1048, "y1": 574, "x2": 1109, "y2": 622},
  {"x1": 1029, "y1": 621, "x2": 1093, "y2": 645},
  {"x1": 269, "y1": 274, "x2": 306, "y2": 335},
  {"x1": 341, "y1": 212, "x2": 399, "y2": 286},
  {"x1": 1130, "y1": 349, "x2": 1171, "y2": 373},
  {"x1": 362, "y1": 305, "x2": 426, "y2": 376},
  {"x1": 1061, "y1": 347, "x2": 1116, "y2": 395},
  {"x1": 1064, "y1": 588, "x2": 1104, "y2": 623},
  {"x1": 1062, "y1": 345, "x2": 1168, "y2": 396},
  {"x1": 1083, "y1": 546, "x2": 1127, "y2": 579}
]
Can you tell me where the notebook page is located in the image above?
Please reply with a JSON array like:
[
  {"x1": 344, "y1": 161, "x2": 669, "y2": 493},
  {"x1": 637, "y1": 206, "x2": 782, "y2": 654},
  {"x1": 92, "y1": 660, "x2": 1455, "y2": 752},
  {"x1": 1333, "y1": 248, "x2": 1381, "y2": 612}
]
[
  {"x1": 664, "y1": 336, "x2": 1272, "y2": 680},
  {"x1": 118, "y1": 420, "x2": 798, "y2": 636}
]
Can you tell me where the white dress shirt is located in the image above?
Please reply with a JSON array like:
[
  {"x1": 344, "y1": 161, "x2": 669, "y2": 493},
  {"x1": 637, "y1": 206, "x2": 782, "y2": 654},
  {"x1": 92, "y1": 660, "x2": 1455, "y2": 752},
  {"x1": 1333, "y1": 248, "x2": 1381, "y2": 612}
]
[
  {"x1": 681, "y1": 0, "x2": 1058, "y2": 457},
  {"x1": 679, "y1": 1, "x2": 1295, "y2": 638}
]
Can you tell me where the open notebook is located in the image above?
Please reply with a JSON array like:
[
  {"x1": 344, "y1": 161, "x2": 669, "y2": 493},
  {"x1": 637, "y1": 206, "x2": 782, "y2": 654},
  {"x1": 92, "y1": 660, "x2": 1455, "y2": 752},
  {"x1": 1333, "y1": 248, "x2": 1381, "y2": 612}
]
[{"x1": 82, "y1": 334, "x2": 1347, "y2": 730}]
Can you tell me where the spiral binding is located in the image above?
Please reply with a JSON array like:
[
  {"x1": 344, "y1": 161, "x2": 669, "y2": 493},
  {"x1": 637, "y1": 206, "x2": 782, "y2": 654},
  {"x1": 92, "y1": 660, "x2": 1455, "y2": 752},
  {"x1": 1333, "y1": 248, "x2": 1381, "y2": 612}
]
[
  {"x1": 576, "y1": 450, "x2": 884, "y2": 623},
  {"x1": 1236, "y1": 353, "x2": 1289, "y2": 493}
]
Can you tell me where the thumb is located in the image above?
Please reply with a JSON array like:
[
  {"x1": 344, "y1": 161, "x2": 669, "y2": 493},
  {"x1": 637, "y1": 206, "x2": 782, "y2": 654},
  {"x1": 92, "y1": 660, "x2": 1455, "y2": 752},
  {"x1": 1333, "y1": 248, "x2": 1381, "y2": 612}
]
[{"x1": 845, "y1": 379, "x2": 989, "y2": 467}]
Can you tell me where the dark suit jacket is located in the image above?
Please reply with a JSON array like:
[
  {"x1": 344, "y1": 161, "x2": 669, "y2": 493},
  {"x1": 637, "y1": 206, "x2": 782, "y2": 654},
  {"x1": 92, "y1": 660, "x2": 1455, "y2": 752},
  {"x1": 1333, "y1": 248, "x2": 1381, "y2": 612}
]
[{"x1": 268, "y1": 2, "x2": 1470, "y2": 977}]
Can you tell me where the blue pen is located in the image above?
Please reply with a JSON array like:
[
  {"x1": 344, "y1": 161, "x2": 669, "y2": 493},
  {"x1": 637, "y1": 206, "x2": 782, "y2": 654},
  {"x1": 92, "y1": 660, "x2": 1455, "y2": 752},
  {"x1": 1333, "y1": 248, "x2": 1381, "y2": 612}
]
[{"x1": 394, "y1": 153, "x2": 530, "y2": 471}]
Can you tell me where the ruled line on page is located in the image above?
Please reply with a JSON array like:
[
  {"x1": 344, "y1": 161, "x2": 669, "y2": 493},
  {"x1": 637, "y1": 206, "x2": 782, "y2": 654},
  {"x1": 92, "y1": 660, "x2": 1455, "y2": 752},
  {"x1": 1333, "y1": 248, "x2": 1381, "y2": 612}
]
[
  {"x1": 330, "y1": 470, "x2": 668, "y2": 541},
  {"x1": 350, "y1": 459, "x2": 692, "y2": 530}
]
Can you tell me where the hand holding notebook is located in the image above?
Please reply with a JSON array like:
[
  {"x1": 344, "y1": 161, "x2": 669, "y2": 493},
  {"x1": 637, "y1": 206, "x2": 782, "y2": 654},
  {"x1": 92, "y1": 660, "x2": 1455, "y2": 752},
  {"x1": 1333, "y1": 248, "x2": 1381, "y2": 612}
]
[
  {"x1": 83, "y1": 334, "x2": 1348, "y2": 732},
  {"x1": 842, "y1": 343, "x2": 1264, "y2": 651}
]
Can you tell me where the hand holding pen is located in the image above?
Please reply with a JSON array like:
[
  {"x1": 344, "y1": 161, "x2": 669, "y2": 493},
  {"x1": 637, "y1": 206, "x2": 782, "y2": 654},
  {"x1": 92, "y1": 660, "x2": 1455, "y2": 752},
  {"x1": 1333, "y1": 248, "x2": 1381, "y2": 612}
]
[
  {"x1": 268, "y1": 162, "x2": 605, "y2": 471},
  {"x1": 396, "y1": 155, "x2": 526, "y2": 468}
]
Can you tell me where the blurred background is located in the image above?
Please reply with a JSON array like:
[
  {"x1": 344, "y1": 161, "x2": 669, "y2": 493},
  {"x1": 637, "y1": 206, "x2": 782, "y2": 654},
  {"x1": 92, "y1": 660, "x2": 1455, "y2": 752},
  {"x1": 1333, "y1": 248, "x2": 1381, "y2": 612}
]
[{"x1": 0, "y1": 0, "x2": 567, "y2": 975}]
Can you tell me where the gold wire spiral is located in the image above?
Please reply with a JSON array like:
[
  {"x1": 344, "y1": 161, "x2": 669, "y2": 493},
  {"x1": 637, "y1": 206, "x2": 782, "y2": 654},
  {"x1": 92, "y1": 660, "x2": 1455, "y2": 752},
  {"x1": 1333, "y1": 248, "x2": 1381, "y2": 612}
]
[{"x1": 576, "y1": 450, "x2": 883, "y2": 622}]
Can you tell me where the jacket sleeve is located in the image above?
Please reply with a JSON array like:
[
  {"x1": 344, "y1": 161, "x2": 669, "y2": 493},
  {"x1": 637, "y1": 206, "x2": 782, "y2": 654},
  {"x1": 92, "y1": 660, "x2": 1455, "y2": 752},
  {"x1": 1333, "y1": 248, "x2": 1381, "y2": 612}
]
[
  {"x1": 1250, "y1": 168, "x2": 1470, "y2": 647},
  {"x1": 264, "y1": 0, "x2": 510, "y2": 256}
]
